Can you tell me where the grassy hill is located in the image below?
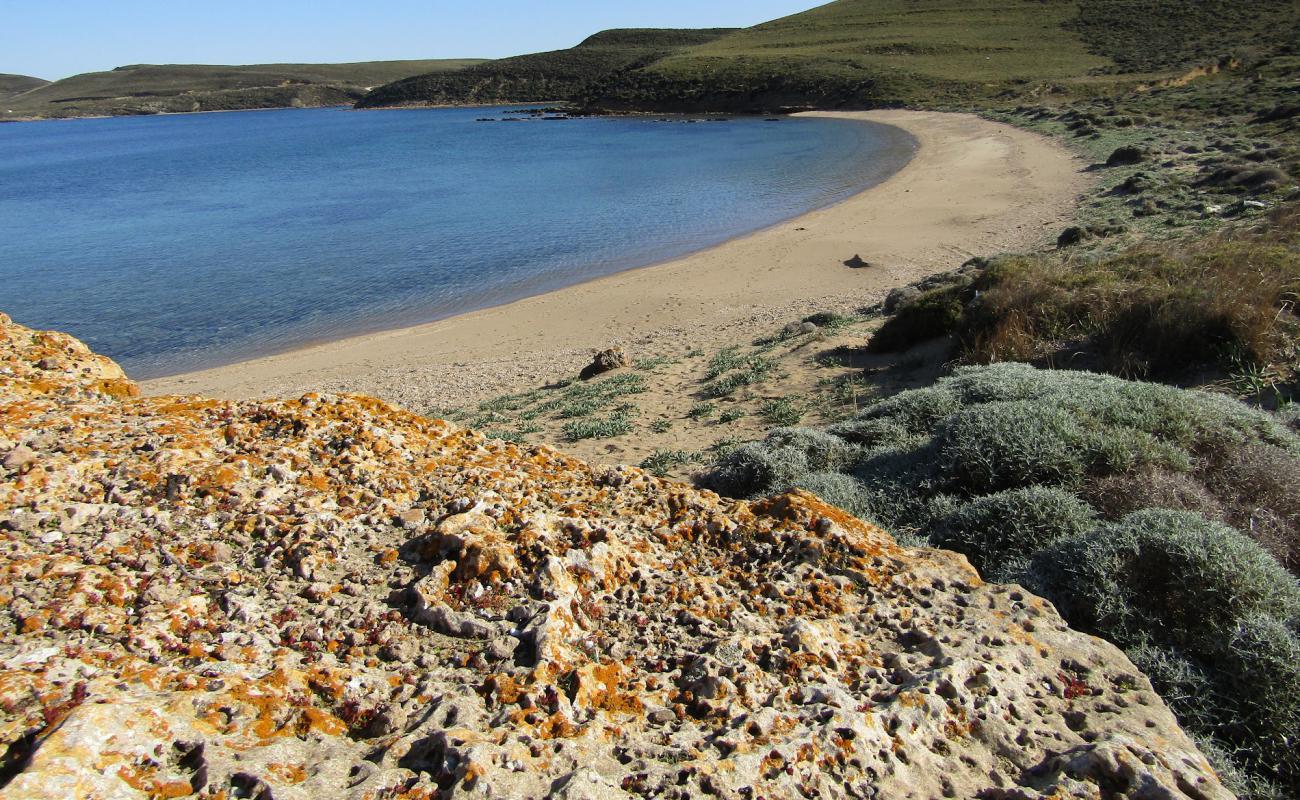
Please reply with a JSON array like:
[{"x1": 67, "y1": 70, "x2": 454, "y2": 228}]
[
  {"x1": 0, "y1": 74, "x2": 49, "y2": 102},
  {"x1": 355, "y1": 29, "x2": 736, "y2": 108},
  {"x1": 1, "y1": 60, "x2": 484, "y2": 120},
  {"x1": 578, "y1": 0, "x2": 1300, "y2": 111}
]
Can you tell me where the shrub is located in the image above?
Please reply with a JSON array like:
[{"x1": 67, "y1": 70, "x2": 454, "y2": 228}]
[
  {"x1": 704, "y1": 354, "x2": 778, "y2": 397},
  {"x1": 640, "y1": 449, "x2": 695, "y2": 477},
  {"x1": 765, "y1": 427, "x2": 862, "y2": 473},
  {"x1": 802, "y1": 311, "x2": 856, "y2": 331},
  {"x1": 687, "y1": 402, "x2": 716, "y2": 419},
  {"x1": 1025, "y1": 510, "x2": 1300, "y2": 792},
  {"x1": 932, "y1": 487, "x2": 1095, "y2": 581},
  {"x1": 1025, "y1": 510, "x2": 1300, "y2": 654},
  {"x1": 698, "y1": 441, "x2": 809, "y2": 498},
  {"x1": 867, "y1": 283, "x2": 968, "y2": 353},
  {"x1": 718, "y1": 408, "x2": 745, "y2": 423},
  {"x1": 957, "y1": 227, "x2": 1300, "y2": 380},
  {"x1": 940, "y1": 401, "x2": 1090, "y2": 492},
  {"x1": 1211, "y1": 444, "x2": 1300, "y2": 573},
  {"x1": 1219, "y1": 615, "x2": 1300, "y2": 787},
  {"x1": 826, "y1": 417, "x2": 912, "y2": 448},
  {"x1": 701, "y1": 427, "x2": 863, "y2": 499},
  {"x1": 1084, "y1": 468, "x2": 1224, "y2": 522},
  {"x1": 856, "y1": 386, "x2": 961, "y2": 435},
  {"x1": 790, "y1": 472, "x2": 874, "y2": 520}
]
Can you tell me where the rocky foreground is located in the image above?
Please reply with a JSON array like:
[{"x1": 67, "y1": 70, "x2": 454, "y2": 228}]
[{"x1": 0, "y1": 313, "x2": 1232, "y2": 799}]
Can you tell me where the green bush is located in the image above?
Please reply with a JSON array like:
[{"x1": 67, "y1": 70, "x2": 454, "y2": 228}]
[
  {"x1": 940, "y1": 401, "x2": 1090, "y2": 492},
  {"x1": 701, "y1": 427, "x2": 863, "y2": 498},
  {"x1": 856, "y1": 386, "x2": 962, "y2": 435},
  {"x1": 933, "y1": 487, "x2": 1095, "y2": 580},
  {"x1": 765, "y1": 427, "x2": 863, "y2": 473},
  {"x1": 1220, "y1": 614, "x2": 1300, "y2": 786},
  {"x1": 790, "y1": 472, "x2": 874, "y2": 520},
  {"x1": 699, "y1": 441, "x2": 809, "y2": 498},
  {"x1": 826, "y1": 417, "x2": 913, "y2": 448},
  {"x1": 1025, "y1": 510, "x2": 1300, "y2": 792},
  {"x1": 868, "y1": 283, "x2": 969, "y2": 353},
  {"x1": 1026, "y1": 510, "x2": 1299, "y2": 651},
  {"x1": 759, "y1": 397, "x2": 804, "y2": 426}
]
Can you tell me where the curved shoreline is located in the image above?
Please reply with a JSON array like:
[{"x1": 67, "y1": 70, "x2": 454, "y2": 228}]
[
  {"x1": 142, "y1": 110, "x2": 1088, "y2": 410},
  {"x1": 141, "y1": 114, "x2": 917, "y2": 379}
]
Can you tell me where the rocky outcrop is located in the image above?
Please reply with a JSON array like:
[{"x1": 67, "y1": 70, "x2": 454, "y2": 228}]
[{"x1": 0, "y1": 312, "x2": 1232, "y2": 799}]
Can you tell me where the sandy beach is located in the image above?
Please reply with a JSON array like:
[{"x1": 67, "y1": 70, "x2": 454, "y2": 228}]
[{"x1": 142, "y1": 110, "x2": 1088, "y2": 412}]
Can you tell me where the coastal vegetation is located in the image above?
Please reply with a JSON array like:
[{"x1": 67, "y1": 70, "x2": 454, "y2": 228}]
[
  {"x1": 361, "y1": 0, "x2": 1300, "y2": 112},
  {"x1": 701, "y1": 365, "x2": 1300, "y2": 795},
  {"x1": 0, "y1": 60, "x2": 484, "y2": 120},
  {"x1": 6, "y1": 0, "x2": 1300, "y2": 795},
  {"x1": 408, "y1": 4, "x2": 1300, "y2": 794},
  {"x1": 0, "y1": 73, "x2": 48, "y2": 102},
  {"x1": 355, "y1": 28, "x2": 735, "y2": 108}
]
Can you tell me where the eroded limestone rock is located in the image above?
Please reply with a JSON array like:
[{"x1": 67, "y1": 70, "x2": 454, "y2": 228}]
[{"x1": 0, "y1": 312, "x2": 1233, "y2": 799}]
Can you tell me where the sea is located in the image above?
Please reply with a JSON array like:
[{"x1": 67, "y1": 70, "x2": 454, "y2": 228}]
[{"x1": 0, "y1": 105, "x2": 914, "y2": 378}]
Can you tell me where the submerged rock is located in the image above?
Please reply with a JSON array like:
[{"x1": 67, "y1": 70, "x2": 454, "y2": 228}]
[{"x1": 0, "y1": 312, "x2": 1232, "y2": 799}]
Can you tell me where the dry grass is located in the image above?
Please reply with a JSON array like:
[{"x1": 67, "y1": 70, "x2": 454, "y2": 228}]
[{"x1": 959, "y1": 205, "x2": 1300, "y2": 380}]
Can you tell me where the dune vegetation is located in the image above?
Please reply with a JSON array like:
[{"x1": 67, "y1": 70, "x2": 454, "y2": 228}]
[{"x1": 702, "y1": 364, "x2": 1300, "y2": 796}]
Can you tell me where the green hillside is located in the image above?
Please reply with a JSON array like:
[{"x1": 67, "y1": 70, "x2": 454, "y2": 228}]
[
  {"x1": 0, "y1": 74, "x2": 49, "y2": 103},
  {"x1": 579, "y1": 0, "x2": 1300, "y2": 111},
  {"x1": 1, "y1": 60, "x2": 484, "y2": 120},
  {"x1": 355, "y1": 29, "x2": 736, "y2": 108}
]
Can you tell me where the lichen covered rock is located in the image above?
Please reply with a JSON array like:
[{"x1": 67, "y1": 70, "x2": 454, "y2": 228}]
[{"x1": 0, "y1": 313, "x2": 1232, "y2": 799}]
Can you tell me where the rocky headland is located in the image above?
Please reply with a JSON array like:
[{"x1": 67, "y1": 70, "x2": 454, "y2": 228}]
[{"x1": 0, "y1": 312, "x2": 1232, "y2": 798}]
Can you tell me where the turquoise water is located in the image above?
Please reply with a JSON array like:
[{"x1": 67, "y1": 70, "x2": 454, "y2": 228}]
[{"x1": 0, "y1": 106, "x2": 914, "y2": 378}]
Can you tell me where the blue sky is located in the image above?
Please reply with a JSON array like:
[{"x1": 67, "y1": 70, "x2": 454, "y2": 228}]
[{"x1": 8, "y1": 1, "x2": 821, "y2": 80}]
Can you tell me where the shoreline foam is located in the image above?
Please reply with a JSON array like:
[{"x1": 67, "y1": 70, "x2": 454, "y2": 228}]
[{"x1": 142, "y1": 110, "x2": 1088, "y2": 412}]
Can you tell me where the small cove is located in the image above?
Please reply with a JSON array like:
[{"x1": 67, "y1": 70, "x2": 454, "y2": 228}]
[{"x1": 0, "y1": 105, "x2": 914, "y2": 378}]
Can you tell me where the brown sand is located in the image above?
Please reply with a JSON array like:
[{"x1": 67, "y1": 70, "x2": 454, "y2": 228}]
[{"x1": 142, "y1": 111, "x2": 1088, "y2": 412}]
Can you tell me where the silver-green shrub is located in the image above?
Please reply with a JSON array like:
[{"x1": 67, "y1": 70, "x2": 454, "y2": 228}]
[{"x1": 933, "y1": 487, "x2": 1095, "y2": 580}]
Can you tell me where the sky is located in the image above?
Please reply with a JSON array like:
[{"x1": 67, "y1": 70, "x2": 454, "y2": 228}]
[{"x1": 7, "y1": 1, "x2": 822, "y2": 80}]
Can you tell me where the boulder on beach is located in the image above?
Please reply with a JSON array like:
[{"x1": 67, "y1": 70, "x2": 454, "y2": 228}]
[{"x1": 579, "y1": 345, "x2": 631, "y2": 379}]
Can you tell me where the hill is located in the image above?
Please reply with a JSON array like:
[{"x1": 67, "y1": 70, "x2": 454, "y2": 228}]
[
  {"x1": 0, "y1": 73, "x2": 48, "y2": 102},
  {"x1": 577, "y1": 0, "x2": 1300, "y2": 111},
  {"x1": 0, "y1": 60, "x2": 485, "y2": 120},
  {"x1": 355, "y1": 28, "x2": 736, "y2": 108},
  {"x1": 0, "y1": 311, "x2": 1232, "y2": 799}
]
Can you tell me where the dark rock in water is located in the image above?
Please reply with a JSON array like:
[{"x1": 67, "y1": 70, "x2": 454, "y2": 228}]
[
  {"x1": 844, "y1": 254, "x2": 871, "y2": 268},
  {"x1": 1057, "y1": 226, "x2": 1087, "y2": 247},
  {"x1": 1106, "y1": 145, "x2": 1146, "y2": 167},
  {"x1": 580, "y1": 346, "x2": 631, "y2": 380},
  {"x1": 475, "y1": 118, "x2": 495, "y2": 122}
]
